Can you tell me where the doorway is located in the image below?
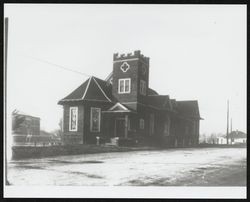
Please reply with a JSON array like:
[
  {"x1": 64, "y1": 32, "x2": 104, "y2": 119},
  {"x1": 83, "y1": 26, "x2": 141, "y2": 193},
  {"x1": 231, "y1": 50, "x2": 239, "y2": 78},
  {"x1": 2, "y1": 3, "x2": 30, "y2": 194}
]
[{"x1": 115, "y1": 118, "x2": 125, "y2": 138}]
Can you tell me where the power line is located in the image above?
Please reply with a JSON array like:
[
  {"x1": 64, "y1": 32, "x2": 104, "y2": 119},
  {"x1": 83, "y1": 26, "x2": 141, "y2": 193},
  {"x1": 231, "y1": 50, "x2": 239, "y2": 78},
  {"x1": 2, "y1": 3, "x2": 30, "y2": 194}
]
[{"x1": 21, "y1": 54, "x2": 91, "y2": 77}]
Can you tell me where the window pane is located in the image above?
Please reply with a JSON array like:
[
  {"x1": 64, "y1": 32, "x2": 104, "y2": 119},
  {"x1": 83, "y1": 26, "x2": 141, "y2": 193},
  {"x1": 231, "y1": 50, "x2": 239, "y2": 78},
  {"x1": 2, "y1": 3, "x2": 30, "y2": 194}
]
[
  {"x1": 91, "y1": 108, "x2": 100, "y2": 132},
  {"x1": 125, "y1": 79, "x2": 130, "y2": 92},
  {"x1": 140, "y1": 81, "x2": 143, "y2": 94},
  {"x1": 70, "y1": 108, "x2": 77, "y2": 131},
  {"x1": 119, "y1": 80, "x2": 124, "y2": 93},
  {"x1": 143, "y1": 82, "x2": 146, "y2": 95},
  {"x1": 140, "y1": 80, "x2": 146, "y2": 95},
  {"x1": 150, "y1": 114, "x2": 154, "y2": 134},
  {"x1": 140, "y1": 119, "x2": 144, "y2": 129}
]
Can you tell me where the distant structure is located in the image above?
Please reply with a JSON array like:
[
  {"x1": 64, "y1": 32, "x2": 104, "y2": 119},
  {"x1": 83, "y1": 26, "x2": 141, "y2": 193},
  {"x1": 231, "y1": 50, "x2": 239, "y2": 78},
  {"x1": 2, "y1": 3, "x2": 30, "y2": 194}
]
[
  {"x1": 58, "y1": 50, "x2": 202, "y2": 147},
  {"x1": 12, "y1": 110, "x2": 40, "y2": 136},
  {"x1": 217, "y1": 130, "x2": 247, "y2": 145}
]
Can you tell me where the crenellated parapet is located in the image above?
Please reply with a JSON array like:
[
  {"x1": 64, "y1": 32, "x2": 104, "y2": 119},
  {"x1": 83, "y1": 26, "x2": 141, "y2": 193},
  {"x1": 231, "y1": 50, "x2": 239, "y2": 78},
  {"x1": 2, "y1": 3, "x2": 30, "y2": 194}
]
[{"x1": 113, "y1": 50, "x2": 149, "y2": 64}]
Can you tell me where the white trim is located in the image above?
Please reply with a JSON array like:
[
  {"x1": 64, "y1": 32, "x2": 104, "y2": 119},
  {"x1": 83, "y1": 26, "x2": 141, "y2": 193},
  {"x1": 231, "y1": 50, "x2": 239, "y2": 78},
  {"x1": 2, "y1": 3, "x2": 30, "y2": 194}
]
[
  {"x1": 61, "y1": 98, "x2": 111, "y2": 102},
  {"x1": 113, "y1": 58, "x2": 149, "y2": 66},
  {"x1": 82, "y1": 76, "x2": 92, "y2": 99},
  {"x1": 105, "y1": 72, "x2": 113, "y2": 81},
  {"x1": 118, "y1": 78, "x2": 131, "y2": 94},
  {"x1": 121, "y1": 101, "x2": 168, "y2": 111},
  {"x1": 102, "y1": 110, "x2": 133, "y2": 113},
  {"x1": 69, "y1": 107, "x2": 78, "y2": 132},
  {"x1": 109, "y1": 102, "x2": 129, "y2": 111},
  {"x1": 120, "y1": 62, "x2": 130, "y2": 73},
  {"x1": 122, "y1": 101, "x2": 144, "y2": 105},
  {"x1": 113, "y1": 58, "x2": 139, "y2": 63},
  {"x1": 62, "y1": 106, "x2": 64, "y2": 132},
  {"x1": 90, "y1": 107, "x2": 101, "y2": 132},
  {"x1": 61, "y1": 98, "x2": 83, "y2": 101},
  {"x1": 92, "y1": 77, "x2": 112, "y2": 102}
]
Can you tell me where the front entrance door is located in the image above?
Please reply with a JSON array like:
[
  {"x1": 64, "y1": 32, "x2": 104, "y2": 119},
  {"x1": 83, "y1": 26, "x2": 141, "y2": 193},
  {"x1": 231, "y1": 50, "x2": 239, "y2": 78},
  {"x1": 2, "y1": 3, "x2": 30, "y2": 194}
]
[{"x1": 115, "y1": 118, "x2": 125, "y2": 138}]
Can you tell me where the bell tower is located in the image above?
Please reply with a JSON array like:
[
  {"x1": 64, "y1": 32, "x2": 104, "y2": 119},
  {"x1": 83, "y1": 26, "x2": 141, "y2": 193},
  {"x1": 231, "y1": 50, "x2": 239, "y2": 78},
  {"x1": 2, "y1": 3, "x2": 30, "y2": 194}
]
[{"x1": 112, "y1": 50, "x2": 150, "y2": 110}]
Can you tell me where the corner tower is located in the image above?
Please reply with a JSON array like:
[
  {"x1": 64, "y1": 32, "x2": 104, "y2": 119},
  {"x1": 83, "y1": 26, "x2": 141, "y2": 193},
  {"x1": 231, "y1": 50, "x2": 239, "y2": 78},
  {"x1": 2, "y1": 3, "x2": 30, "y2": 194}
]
[{"x1": 112, "y1": 50, "x2": 149, "y2": 110}]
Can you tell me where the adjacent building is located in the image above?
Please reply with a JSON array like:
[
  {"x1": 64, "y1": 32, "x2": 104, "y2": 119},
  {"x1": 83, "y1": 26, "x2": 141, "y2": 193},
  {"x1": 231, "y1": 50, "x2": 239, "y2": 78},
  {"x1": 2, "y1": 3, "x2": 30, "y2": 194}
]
[
  {"x1": 58, "y1": 50, "x2": 202, "y2": 147},
  {"x1": 12, "y1": 110, "x2": 40, "y2": 136},
  {"x1": 217, "y1": 130, "x2": 247, "y2": 145}
]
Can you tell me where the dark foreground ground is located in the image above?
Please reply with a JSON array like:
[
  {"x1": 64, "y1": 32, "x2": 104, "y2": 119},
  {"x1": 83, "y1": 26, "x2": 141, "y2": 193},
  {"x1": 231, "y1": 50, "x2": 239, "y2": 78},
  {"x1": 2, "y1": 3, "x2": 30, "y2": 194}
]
[{"x1": 7, "y1": 147, "x2": 246, "y2": 186}]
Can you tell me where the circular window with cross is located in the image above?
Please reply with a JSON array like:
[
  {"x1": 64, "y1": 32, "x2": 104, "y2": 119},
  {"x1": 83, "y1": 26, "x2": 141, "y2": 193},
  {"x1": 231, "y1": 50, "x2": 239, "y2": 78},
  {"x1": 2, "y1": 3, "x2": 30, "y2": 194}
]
[{"x1": 120, "y1": 62, "x2": 130, "y2": 73}]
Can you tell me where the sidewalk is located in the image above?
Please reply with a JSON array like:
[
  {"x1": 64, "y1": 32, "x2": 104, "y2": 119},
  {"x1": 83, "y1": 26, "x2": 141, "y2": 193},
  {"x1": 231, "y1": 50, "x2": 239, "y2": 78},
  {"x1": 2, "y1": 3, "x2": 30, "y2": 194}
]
[{"x1": 11, "y1": 144, "x2": 160, "y2": 160}]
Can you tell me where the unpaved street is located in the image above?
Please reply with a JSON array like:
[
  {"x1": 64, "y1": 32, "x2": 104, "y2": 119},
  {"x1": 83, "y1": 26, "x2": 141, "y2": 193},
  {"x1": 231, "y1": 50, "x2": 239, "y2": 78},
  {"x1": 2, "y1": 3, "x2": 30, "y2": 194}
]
[{"x1": 7, "y1": 147, "x2": 246, "y2": 186}]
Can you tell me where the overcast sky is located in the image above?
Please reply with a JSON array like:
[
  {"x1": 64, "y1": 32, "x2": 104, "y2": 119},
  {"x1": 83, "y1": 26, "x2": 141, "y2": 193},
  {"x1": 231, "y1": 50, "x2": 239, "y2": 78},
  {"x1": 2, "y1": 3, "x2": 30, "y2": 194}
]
[{"x1": 5, "y1": 4, "x2": 246, "y2": 135}]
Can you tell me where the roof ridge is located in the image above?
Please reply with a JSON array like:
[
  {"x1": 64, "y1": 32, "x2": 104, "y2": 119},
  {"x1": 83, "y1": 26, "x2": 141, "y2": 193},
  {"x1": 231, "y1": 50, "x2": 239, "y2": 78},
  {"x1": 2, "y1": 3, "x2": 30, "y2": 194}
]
[
  {"x1": 92, "y1": 77, "x2": 112, "y2": 102},
  {"x1": 148, "y1": 95, "x2": 169, "y2": 97},
  {"x1": 82, "y1": 76, "x2": 92, "y2": 99},
  {"x1": 177, "y1": 100, "x2": 198, "y2": 102},
  {"x1": 105, "y1": 72, "x2": 113, "y2": 81}
]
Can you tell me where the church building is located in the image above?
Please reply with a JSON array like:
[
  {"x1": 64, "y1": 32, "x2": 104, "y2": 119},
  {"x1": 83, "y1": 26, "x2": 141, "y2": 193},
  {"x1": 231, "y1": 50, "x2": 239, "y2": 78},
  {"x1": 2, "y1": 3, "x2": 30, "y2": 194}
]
[{"x1": 58, "y1": 50, "x2": 202, "y2": 147}]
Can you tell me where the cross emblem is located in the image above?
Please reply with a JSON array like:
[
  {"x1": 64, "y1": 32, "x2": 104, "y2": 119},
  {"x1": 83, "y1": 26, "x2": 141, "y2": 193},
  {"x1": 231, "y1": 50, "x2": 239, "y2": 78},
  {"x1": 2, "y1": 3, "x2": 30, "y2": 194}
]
[{"x1": 120, "y1": 62, "x2": 130, "y2": 72}]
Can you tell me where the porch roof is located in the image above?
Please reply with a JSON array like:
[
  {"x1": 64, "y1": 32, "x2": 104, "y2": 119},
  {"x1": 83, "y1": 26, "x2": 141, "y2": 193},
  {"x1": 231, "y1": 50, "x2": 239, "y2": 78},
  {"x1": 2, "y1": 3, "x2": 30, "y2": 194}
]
[{"x1": 102, "y1": 102, "x2": 137, "y2": 113}]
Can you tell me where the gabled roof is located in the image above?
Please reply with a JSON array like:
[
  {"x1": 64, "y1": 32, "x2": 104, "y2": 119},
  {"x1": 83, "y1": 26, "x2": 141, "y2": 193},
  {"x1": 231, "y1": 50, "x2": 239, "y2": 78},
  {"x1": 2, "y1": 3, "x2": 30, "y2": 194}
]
[
  {"x1": 228, "y1": 131, "x2": 246, "y2": 139},
  {"x1": 12, "y1": 110, "x2": 40, "y2": 119},
  {"x1": 58, "y1": 76, "x2": 112, "y2": 104},
  {"x1": 176, "y1": 100, "x2": 201, "y2": 119},
  {"x1": 103, "y1": 102, "x2": 136, "y2": 113},
  {"x1": 109, "y1": 103, "x2": 130, "y2": 111},
  {"x1": 147, "y1": 95, "x2": 171, "y2": 110}
]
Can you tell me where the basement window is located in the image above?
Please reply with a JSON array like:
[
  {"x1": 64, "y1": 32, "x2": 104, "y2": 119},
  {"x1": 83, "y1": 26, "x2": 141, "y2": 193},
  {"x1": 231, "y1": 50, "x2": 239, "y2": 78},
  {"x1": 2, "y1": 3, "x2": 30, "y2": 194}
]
[{"x1": 69, "y1": 107, "x2": 78, "y2": 131}]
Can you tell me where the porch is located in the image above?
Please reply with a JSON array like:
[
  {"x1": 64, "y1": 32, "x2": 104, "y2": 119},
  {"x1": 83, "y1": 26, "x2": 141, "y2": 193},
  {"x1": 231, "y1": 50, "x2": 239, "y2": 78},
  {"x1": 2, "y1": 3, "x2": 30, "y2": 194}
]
[{"x1": 102, "y1": 103, "x2": 138, "y2": 142}]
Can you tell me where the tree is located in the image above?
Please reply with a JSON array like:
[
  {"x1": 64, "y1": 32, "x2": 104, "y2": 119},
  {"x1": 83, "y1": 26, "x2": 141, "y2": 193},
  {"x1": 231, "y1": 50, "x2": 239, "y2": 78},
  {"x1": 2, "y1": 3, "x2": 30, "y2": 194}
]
[{"x1": 12, "y1": 112, "x2": 25, "y2": 131}]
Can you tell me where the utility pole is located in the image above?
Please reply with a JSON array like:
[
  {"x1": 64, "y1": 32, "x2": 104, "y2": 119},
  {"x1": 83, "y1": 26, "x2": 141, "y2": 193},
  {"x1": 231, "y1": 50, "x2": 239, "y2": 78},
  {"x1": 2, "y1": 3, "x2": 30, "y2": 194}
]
[
  {"x1": 226, "y1": 100, "x2": 229, "y2": 145},
  {"x1": 4, "y1": 17, "x2": 9, "y2": 185},
  {"x1": 230, "y1": 118, "x2": 233, "y2": 133}
]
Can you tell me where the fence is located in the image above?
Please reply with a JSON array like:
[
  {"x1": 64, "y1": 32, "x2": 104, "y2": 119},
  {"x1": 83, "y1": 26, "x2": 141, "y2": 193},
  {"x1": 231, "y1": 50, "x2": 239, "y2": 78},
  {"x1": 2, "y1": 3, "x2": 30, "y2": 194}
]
[{"x1": 12, "y1": 134, "x2": 62, "y2": 147}]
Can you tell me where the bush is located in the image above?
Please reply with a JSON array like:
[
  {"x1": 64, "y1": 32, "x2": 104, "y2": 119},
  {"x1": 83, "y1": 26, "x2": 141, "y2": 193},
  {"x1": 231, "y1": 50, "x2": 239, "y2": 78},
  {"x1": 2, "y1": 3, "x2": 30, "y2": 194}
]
[{"x1": 118, "y1": 138, "x2": 137, "y2": 147}]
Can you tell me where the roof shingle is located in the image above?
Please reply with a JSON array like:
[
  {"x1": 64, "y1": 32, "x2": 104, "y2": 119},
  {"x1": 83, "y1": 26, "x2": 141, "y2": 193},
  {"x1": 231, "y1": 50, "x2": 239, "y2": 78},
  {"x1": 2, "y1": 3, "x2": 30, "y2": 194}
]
[
  {"x1": 58, "y1": 76, "x2": 112, "y2": 104},
  {"x1": 176, "y1": 100, "x2": 201, "y2": 119}
]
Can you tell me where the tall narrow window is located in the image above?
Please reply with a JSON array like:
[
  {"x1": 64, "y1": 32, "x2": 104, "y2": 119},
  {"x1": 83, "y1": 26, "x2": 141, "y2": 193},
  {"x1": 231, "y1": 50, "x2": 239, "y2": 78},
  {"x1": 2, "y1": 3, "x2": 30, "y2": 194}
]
[
  {"x1": 90, "y1": 107, "x2": 101, "y2": 132},
  {"x1": 140, "y1": 80, "x2": 146, "y2": 95},
  {"x1": 118, "y1": 78, "x2": 131, "y2": 94},
  {"x1": 149, "y1": 114, "x2": 154, "y2": 135},
  {"x1": 164, "y1": 116, "x2": 170, "y2": 136},
  {"x1": 69, "y1": 107, "x2": 78, "y2": 131},
  {"x1": 185, "y1": 125, "x2": 189, "y2": 135},
  {"x1": 139, "y1": 118, "x2": 145, "y2": 130}
]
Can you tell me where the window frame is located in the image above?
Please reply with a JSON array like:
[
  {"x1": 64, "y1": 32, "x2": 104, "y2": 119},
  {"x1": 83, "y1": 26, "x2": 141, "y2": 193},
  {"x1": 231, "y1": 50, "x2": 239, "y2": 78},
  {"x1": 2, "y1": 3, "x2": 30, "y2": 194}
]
[
  {"x1": 140, "y1": 80, "x2": 146, "y2": 95},
  {"x1": 149, "y1": 114, "x2": 154, "y2": 135},
  {"x1": 164, "y1": 116, "x2": 170, "y2": 136},
  {"x1": 90, "y1": 107, "x2": 101, "y2": 132},
  {"x1": 139, "y1": 118, "x2": 145, "y2": 130},
  {"x1": 69, "y1": 107, "x2": 78, "y2": 132},
  {"x1": 118, "y1": 78, "x2": 131, "y2": 94},
  {"x1": 120, "y1": 62, "x2": 130, "y2": 73}
]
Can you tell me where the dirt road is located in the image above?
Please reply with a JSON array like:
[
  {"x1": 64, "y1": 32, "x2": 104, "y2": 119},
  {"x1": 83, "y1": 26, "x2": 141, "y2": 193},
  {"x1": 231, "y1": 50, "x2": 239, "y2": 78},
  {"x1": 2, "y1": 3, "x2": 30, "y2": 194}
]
[{"x1": 7, "y1": 147, "x2": 246, "y2": 186}]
